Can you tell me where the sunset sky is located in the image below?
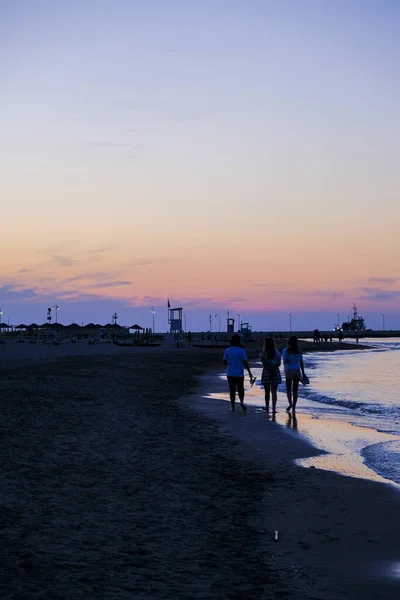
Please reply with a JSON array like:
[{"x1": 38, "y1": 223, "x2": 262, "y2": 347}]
[{"x1": 1, "y1": 0, "x2": 399, "y2": 331}]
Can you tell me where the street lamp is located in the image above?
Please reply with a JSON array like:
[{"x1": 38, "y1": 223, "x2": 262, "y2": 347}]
[
  {"x1": 183, "y1": 314, "x2": 187, "y2": 332},
  {"x1": 288, "y1": 313, "x2": 292, "y2": 332},
  {"x1": 0, "y1": 306, "x2": 2, "y2": 334},
  {"x1": 209, "y1": 314, "x2": 212, "y2": 332},
  {"x1": 149, "y1": 307, "x2": 155, "y2": 334},
  {"x1": 336, "y1": 314, "x2": 340, "y2": 329},
  {"x1": 381, "y1": 313, "x2": 385, "y2": 331},
  {"x1": 237, "y1": 314, "x2": 241, "y2": 331},
  {"x1": 215, "y1": 313, "x2": 221, "y2": 332},
  {"x1": 53, "y1": 305, "x2": 59, "y2": 324}
]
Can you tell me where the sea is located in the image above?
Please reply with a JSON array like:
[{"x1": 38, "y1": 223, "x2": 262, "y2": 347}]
[{"x1": 251, "y1": 338, "x2": 400, "y2": 487}]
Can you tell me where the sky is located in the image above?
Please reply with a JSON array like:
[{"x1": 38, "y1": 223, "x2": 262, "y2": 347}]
[{"x1": 1, "y1": 0, "x2": 400, "y2": 332}]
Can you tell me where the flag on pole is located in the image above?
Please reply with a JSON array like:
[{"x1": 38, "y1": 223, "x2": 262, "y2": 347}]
[{"x1": 167, "y1": 298, "x2": 170, "y2": 308}]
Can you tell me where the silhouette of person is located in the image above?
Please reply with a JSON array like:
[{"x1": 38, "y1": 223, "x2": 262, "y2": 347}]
[
  {"x1": 260, "y1": 337, "x2": 282, "y2": 413},
  {"x1": 223, "y1": 334, "x2": 254, "y2": 412},
  {"x1": 282, "y1": 336, "x2": 306, "y2": 413}
]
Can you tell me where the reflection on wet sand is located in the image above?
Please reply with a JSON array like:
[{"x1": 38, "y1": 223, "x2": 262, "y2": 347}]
[{"x1": 286, "y1": 413, "x2": 298, "y2": 431}]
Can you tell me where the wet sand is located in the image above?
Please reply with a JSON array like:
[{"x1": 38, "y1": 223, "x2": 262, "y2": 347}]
[
  {"x1": 0, "y1": 343, "x2": 398, "y2": 598},
  {"x1": 189, "y1": 372, "x2": 400, "y2": 598}
]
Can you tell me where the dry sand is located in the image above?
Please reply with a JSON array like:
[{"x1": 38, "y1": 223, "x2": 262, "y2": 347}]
[{"x1": 0, "y1": 342, "x2": 398, "y2": 599}]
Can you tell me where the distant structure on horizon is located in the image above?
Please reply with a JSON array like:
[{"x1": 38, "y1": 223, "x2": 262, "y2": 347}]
[
  {"x1": 341, "y1": 304, "x2": 367, "y2": 332},
  {"x1": 227, "y1": 317, "x2": 235, "y2": 334},
  {"x1": 168, "y1": 305, "x2": 183, "y2": 333}
]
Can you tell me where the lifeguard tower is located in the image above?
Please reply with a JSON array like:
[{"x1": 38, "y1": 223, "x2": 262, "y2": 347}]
[
  {"x1": 227, "y1": 317, "x2": 235, "y2": 335},
  {"x1": 240, "y1": 322, "x2": 252, "y2": 339},
  {"x1": 169, "y1": 306, "x2": 183, "y2": 334}
]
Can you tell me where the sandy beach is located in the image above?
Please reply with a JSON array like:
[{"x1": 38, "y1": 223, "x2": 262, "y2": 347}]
[{"x1": 0, "y1": 342, "x2": 399, "y2": 599}]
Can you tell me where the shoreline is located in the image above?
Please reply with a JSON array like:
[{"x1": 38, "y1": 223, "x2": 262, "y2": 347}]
[
  {"x1": 0, "y1": 345, "x2": 399, "y2": 598},
  {"x1": 185, "y1": 370, "x2": 400, "y2": 598}
]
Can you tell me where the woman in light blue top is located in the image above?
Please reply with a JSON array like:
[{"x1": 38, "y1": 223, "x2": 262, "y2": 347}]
[{"x1": 282, "y1": 336, "x2": 307, "y2": 413}]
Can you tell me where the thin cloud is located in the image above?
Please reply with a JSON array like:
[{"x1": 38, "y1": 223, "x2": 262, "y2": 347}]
[
  {"x1": 0, "y1": 285, "x2": 38, "y2": 300},
  {"x1": 126, "y1": 258, "x2": 160, "y2": 267},
  {"x1": 368, "y1": 277, "x2": 398, "y2": 285},
  {"x1": 47, "y1": 254, "x2": 80, "y2": 267},
  {"x1": 360, "y1": 287, "x2": 400, "y2": 302},
  {"x1": 312, "y1": 291, "x2": 344, "y2": 300},
  {"x1": 86, "y1": 245, "x2": 117, "y2": 255},
  {"x1": 63, "y1": 272, "x2": 114, "y2": 284},
  {"x1": 88, "y1": 281, "x2": 132, "y2": 289},
  {"x1": 251, "y1": 281, "x2": 288, "y2": 288}
]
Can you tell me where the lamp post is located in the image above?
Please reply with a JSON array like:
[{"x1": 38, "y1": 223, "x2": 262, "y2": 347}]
[
  {"x1": 381, "y1": 313, "x2": 385, "y2": 331},
  {"x1": 209, "y1": 314, "x2": 212, "y2": 332},
  {"x1": 0, "y1": 306, "x2": 2, "y2": 334},
  {"x1": 149, "y1": 307, "x2": 155, "y2": 334},
  {"x1": 53, "y1": 305, "x2": 59, "y2": 324},
  {"x1": 237, "y1": 314, "x2": 241, "y2": 331},
  {"x1": 215, "y1": 313, "x2": 220, "y2": 332},
  {"x1": 183, "y1": 314, "x2": 187, "y2": 332},
  {"x1": 288, "y1": 313, "x2": 292, "y2": 332},
  {"x1": 336, "y1": 313, "x2": 340, "y2": 329}
]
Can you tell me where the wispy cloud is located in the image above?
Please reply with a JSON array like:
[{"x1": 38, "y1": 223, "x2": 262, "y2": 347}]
[
  {"x1": 312, "y1": 291, "x2": 344, "y2": 300},
  {"x1": 0, "y1": 285, "x2": 38, "y2": 300},
  {"x1": 88, "y1": 281, "x2": 132, "y2": 289},
  {"x1": 360, "y1": 287, "x2": 400, "y2": 302},
  {"x1": 368, "y1": 277, "x2": 398, "y2": 285},
  {"x1": 86, "y1": 245, "x2": 117, "y2": 255},
  {"x1": 46, "y1": 254, "x2": 80, "y2": 267},
  {"x1": 63, "y1": 272, "x2": 114, "y2": 284}
]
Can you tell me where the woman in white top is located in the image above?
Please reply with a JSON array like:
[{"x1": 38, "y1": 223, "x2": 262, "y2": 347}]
[{"x1": 282, "y1": 336, "x2": 306, "y2": 413}]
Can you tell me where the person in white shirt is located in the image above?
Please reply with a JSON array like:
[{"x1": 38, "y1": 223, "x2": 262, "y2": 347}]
[
  {"x1": 282, "y1": 336, "x2": 307, "y2": 413},
  {"x1": 223, "y1": 334, "x2": 254, "y2": 412}
]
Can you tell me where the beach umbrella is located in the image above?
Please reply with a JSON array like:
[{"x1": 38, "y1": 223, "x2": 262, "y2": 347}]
[
  {"x1": 27, "y1": 323, "x2": 39, "y2": 329},
  {"x1": 15, "y1": 324, "x2": 28, "y2": 329},
  {"x1": 65, "y1": 323, "x2": 81, "y2": 329},
  {"x1": 130, "y1": 324, "x2": 144, "y2": 330},
  {"x1": 0, "y1": 323, "x2": 11, "y2": 328},
  {"x1": 85, "y1": 323, "x2": 98, "y2": 329}
]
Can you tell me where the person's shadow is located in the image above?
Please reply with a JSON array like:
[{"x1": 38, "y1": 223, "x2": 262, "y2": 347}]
[{"x1": 286, "y1": 413, "x2": 298, "y2": 431}]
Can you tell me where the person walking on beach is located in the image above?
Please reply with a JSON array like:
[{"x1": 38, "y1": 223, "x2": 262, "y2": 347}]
[
  {"x1": 223, "y1": 334, "x2": 254, "y2": 412},
  {"x1": 282, "y1": 336, "x2": 306, "y2": 413},
  {"x1": 260, "y1": 337, "x2": 282, "y2": 413}
]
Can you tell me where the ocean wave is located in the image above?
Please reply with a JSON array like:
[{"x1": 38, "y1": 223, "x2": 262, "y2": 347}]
[
  {"x1": 302, "y1": 390, "x2": 400, "y2": 417},
  {"x1": 361, "y1": 441, "x2": 400, "y2": 485}
]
